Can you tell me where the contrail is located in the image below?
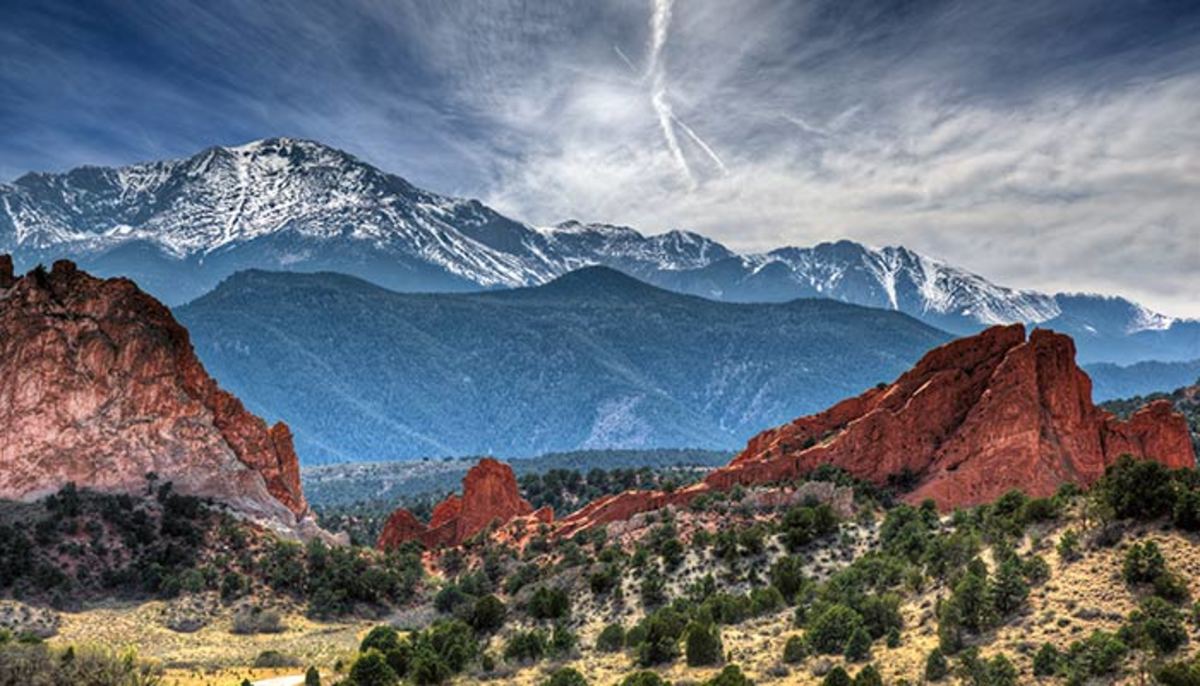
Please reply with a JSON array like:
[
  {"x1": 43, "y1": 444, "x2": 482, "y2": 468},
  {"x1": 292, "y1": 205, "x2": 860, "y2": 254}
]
[
  {"x1": 674, "y1": 114, "x2": 727, "y2": 174},
  {"x1": 613, "y1": 45, "x2": 638, "y2": 75},
  {"x1": 784, "y1": 114, "x2": 829, "y2": 137},
  {"x1": 647, "y1": 0, "x2": 695, "y2": 186}
]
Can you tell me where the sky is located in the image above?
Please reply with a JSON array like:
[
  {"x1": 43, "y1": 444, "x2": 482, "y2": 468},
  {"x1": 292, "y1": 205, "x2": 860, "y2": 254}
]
[{"x1": 2, "y1": 0, "x2": 1199, "y2": 316}]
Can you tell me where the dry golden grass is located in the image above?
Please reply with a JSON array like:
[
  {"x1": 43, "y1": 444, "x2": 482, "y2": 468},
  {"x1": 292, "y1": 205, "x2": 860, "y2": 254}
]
[{"x1": 49, "y1": 599, "x2": 369, "y2": 686}]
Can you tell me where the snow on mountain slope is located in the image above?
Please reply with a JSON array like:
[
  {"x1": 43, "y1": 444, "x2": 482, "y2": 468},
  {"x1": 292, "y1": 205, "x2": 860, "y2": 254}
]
[{"x1": 0, "y1": 137, "x2": 1191, "y2": 364}]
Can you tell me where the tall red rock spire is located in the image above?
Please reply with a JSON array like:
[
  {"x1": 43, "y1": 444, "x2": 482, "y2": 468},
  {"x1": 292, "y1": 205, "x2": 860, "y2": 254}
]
[{"x1": 379, "y1": 457, "x2": 537, "y2": 550}]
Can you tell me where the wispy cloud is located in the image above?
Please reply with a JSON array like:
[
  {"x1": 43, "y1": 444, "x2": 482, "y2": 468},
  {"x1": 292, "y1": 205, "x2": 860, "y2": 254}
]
[{"x1": 1, "y1": 0, "x2": 1198, "y2": 316}]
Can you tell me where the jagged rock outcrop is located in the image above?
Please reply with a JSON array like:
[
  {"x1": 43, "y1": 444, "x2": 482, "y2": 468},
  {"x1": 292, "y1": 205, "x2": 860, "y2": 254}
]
[
  {"x1": 557, "y1": 324, "x2": 1195, "y2": 536},
  {"x1": 378, "y1": 458, "x2": 536, "y2": 550},
  {"x1": 0, "y1": 257, "x2": 317, "y2": 537},
  {"x1": 716, "y1": 324, "x2": 1194, "y2": 509}
]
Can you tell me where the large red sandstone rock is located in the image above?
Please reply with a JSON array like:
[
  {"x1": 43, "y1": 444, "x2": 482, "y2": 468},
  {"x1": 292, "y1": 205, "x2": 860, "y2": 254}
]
[
  {"x1": 378, "y1": 458, "x2": 535, "y2": 549},
  {"x1": 716, "y1": 324, "x2": 1194, "y2": 509},
  {"x1": 556, "y1": 324, "x2": 1195, "y2": 536},
  {"x1": 0, "y1": 257, "x2": 314, "y2": 535}
]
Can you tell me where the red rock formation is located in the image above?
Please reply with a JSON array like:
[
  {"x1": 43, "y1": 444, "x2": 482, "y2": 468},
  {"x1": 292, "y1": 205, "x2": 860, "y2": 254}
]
[
  {"x1": 377, "y1": 508, "x2": 428, "y2": 550},
  {"x1": 0, "y1": 257, "x2": 314, "y2": 534},
  {"x1": 718, "y1": 324, "x2": 1194, "y2": 509},
  {"x1": 556, "y1": 324, "x2": 1195, "y2": 535},
  {"x1": 378, "y1": 458, "x2": 535, "y2": 549}
]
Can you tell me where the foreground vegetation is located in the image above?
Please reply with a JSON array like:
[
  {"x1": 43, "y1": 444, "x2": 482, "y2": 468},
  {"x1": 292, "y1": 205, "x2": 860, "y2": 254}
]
[{"x1": 7, "y1": 455, "x2": 1200, "y2": 684}]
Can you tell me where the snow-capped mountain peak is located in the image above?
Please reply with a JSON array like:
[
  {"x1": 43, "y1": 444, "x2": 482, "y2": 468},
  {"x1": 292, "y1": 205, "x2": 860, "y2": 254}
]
[{"x1": 1, "y1": 137, "x2": 1191, "y2": 364}]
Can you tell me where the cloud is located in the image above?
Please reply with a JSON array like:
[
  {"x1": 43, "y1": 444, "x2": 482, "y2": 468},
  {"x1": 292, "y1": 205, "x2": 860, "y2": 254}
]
[{"x1": 1, "y1": 0, "x2": 1198, "y2": 316}]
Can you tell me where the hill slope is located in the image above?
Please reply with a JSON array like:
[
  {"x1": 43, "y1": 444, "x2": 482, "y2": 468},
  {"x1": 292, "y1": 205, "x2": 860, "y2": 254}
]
[{"x1": 175, "y1": 267, "x2": 949, "y2": 463}]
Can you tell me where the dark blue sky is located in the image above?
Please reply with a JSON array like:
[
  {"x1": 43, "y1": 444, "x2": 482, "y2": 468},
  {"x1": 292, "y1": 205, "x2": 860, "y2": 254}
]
[{"x1": 2, "y1": 0, "x2": 1198, "y2": 314}]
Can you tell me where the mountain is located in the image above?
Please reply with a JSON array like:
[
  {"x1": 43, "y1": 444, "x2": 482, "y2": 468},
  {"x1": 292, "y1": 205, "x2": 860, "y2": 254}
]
[
  {"x1": 173, "y1": 266, "x2": 949, "y2": 463},
  {"x1": 0, "y1": 138, "x2": 730, "y2": 304},
  {"x1": 1085, "y1": 359, "x2": 1200, "y2": 401},
  {"x1": 2, "y1": 137, "x2": 1193, "y2": 364},
  {"x1": 0, "y1": 256, "x2": 320, "y2": 538}
]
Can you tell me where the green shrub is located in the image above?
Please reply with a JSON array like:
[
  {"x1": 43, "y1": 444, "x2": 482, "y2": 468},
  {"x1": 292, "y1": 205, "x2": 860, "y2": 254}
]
[
  {"x1": 504, "y1": 630, "x2": 548, "y2": 663},
  {"x1": 1097, "y1": 455, "x2": 1176, "y2": 520},
  {"x1": 822, "y1": 666, "x2": 852, "y2": 686},
  {"x1": 1057, "y1": 529, "x2": 1081, "y2": 563},
  {"x1": 1063, "y1": 630, "x2": 1128, "y2": 684},
  {"x1": 858, "y1": 593, "x2": 902, "y2": 639},
  {"x1": 550, "y1": 623, "x2": 578, "y2": 658},
  {"x1": 305, "y1": 665, "x2": 321, "y2": 686},
  {"x1": 749, "y1": 586, "x2": 785, "y2": 617},
  {"x1": 782, "y1": 503, "x2": 840, "y2": 552},
  {"x1": 1122, "y1": 596, "x2": 1188, "y2": 654},
  {"x1": 408, "y1": 642, "x2": 451, "y2": 686},
  {"x1": 1173, "y1": 490, "x2": 1200, "y2": 531},
  {"x1": 684, "y1": 621, "x2": 723, "y2": 667},
  {"x1": 348, "y1": 649, "x2": 399, "y2": 686},
  {"x1": 619, "y1": 671, "x2": 670, "y2": 686},
  {"x1": 636, "y1": 610, "x2": 682, "y2": 667},
  {"x1": 703, "y1": 665, "x2": 752, "y2": 686},
  {"x1": 853, "y1": 664, "x2": 883, "y2": 686},
  {"x1": 1156, "y1": 659, "x2": 1200, "y2": 685},
  {"x1": 879, "y1": 504, "x2": 936, "y2": 562},
  {"x1": 597, "y1": 623, "x2": 626, "y2": 652},
  {"x1": 843, "y1": 626, "x2": 872, "y2": 661},
  {"x1": 542, "y1": 667, "x2": 588, "y2": 686},
  {"x1": 660, "y1": 537, "x2": 685, "y2": 570},
  {"x1": 1156, "y1": 571, "x2": 1193, "y2": 604},
  {"x1": 944, "y1": 562, "x2": 996, "y2": 632},
  {"x1": 1033, "y1": 642, "x2": 1060, "y2": 676},
  {"x1": 1124, "y1": 541, "x2": 1167, "y2": 585},
  {"x1": 470, "y1": 594, "x2": 506, "y2": 633},
  {"x1": 991, "y1": 557, "x2": 1029, "y2": 616},
  {"x1": 640, "y1": 569, "x2": 668, "y2": 609},
  {"x1": 589, "y1": 564, "x2": 621, "y2": 596},
  {"x1": 808, "y1": 604, "x2": 864, "y2": 654},
  {"x1": 528, "y1": 586, "x2": 571, "y2": 620},
  {"x1": 985, "y1": 654, "x2": 1018, "y2": 686},
  {"x1": 924, "y1": 648, "x2": 949, "y2": 681},
  {"x1": 433, "y1": 584, "x2": 469, "y2": 614},
  {"x1": 769, "y1": 555, "x2": 808, "y2": 604},
  {"x1": 423, "y1": 620, "x2": 476, "y2": 674},
  {"x1": 782, "y1": 635, "x2": 807, "y2": 664},
  {"x1": 1023, "y1": 554, "x2": 1051, "y2": 585}
]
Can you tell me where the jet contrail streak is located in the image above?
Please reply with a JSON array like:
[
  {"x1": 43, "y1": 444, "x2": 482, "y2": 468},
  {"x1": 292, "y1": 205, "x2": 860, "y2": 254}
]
[
  {"x1": 647, "y1": 0, "x2": 695, "y2": 186},
  {"x1": 674, "y1": 114, "x2": 728, "y2": 174}
]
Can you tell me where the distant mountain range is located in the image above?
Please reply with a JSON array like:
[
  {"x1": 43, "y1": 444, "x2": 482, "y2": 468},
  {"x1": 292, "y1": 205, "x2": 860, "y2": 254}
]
[
  {"x1": 3, "y1": 137, "x2": 1195, "y2": 364},
  {"x1": 174, "y1": 267, "x2": 949, "y2": 463}
]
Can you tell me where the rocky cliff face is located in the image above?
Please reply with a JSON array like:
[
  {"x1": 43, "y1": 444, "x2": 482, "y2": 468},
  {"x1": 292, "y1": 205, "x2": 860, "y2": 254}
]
[
  {"x1": 0, "y1": 257, "x2": 315, "y2": 536},
  {"x1": 716, "y1": 324, "x2": 1194, "y2": 509},
  {"x1": 379, "y1": 458, "x2": 536, "y2": 550}
]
